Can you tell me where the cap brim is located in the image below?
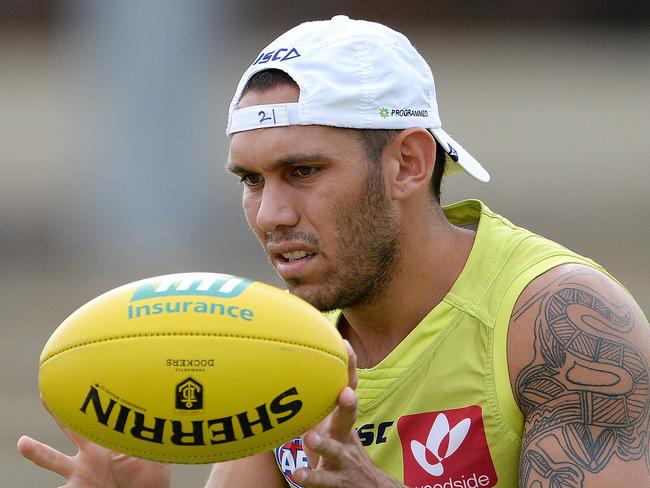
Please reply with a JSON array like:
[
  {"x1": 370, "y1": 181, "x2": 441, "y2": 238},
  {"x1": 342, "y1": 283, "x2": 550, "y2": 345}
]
[{"x1": 429, "y1": 128, "x2": 490, "y2": 182}]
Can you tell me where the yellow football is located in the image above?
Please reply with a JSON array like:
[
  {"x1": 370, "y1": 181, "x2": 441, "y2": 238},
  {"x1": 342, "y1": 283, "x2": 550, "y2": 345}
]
[{"x1": 39, "y1": 272, "x2": 348, "y2": 464}]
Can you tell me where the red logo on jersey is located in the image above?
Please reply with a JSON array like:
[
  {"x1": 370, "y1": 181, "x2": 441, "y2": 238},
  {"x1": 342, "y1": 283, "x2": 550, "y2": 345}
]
[
  {"x1": 397, "y1": 406, "x2": 497, "y2": 488},
  {"x1": 275, "y1": 437, "x2": 307, "y2": 488}
]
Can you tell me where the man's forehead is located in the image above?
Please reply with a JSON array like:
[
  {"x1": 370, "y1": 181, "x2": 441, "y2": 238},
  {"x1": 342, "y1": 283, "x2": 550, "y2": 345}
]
[{"x1": 227, "y1": 123, "x2": 366, "y2": 172}]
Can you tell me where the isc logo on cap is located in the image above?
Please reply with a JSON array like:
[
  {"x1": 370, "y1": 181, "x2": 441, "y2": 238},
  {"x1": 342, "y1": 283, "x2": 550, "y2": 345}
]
[{"x1": 397, "y1": 406, "x2": 497, "y2": 487}]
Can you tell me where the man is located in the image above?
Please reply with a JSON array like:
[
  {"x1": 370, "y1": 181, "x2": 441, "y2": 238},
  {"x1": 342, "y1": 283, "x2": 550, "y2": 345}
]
[{"x1": 18, "y1": 16, "x2": 649, "y2": 487}]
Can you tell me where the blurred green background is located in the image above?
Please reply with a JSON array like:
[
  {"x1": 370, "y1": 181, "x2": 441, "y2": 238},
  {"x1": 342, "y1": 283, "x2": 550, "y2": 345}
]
[{"x1": 2, "y1": 1, "x2": 648, "y2": 486}]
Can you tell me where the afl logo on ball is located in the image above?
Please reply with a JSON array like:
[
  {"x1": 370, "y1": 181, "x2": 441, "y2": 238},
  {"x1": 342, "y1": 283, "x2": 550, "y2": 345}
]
[{"x1": 176, "y1": 377, "x2": 203, "y2": 410}]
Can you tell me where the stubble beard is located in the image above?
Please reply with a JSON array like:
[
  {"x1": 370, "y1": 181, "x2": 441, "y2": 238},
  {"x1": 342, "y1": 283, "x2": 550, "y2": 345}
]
[{"x1": 284, "y1": 165, "x2": 401, "y2": 312}]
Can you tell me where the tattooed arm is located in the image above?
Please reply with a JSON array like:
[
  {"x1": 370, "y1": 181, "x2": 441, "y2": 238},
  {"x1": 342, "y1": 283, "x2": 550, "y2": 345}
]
[{"x1": 508, "y1": 264, "x2": 650, "y2": 487}]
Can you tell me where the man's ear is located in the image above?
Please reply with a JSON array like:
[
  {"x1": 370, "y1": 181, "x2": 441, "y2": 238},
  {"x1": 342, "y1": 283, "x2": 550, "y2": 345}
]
[{"x1": 384, "y1": 128, "x2": 436, "y2": 201}]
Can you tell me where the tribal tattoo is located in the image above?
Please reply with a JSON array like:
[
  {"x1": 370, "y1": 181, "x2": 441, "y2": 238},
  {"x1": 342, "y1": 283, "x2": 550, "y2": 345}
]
[{"x1": 513, "y1": 270, "x2": 650, "y2": 487}]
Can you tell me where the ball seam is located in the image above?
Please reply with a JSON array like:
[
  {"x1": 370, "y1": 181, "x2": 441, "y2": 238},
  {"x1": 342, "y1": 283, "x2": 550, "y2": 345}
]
[{"x1": 40, "y1": 332, "x2": 347, "y2": 365}]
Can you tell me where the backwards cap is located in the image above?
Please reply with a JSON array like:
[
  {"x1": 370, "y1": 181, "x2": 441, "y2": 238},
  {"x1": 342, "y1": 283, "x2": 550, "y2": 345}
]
[{"x1": 227, "y1": 15, "x2": 489, "y2": 182}]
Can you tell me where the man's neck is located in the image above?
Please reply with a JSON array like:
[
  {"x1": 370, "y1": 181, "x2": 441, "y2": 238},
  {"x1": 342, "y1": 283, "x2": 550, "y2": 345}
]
[{"x1": 339, "y1": 213, "x2": 475, "y2": 368}]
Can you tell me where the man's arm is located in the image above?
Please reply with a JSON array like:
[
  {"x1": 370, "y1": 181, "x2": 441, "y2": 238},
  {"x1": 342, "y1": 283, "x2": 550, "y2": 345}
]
[
  {"x1": 206, "y1": 452, "x2": 287, "y2": 487},
  {"x1": 18, "y1": 429, "x2": 286, "y2": 488},
  {"x1": 508, "y1": 263, "x2": 650, "y2": 487}
]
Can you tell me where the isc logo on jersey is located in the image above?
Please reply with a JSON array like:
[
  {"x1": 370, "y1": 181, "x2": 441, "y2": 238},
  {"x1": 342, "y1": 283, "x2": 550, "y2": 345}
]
[
  {"x1": 274, "y1": 406, "x2": 496, "y2": 488},
  {"x1": 397, "y1": 406, "x2": 497, "y2": 488},
  {"x1": 275, "y1": 437, "x2": 308, "y2": 488}
]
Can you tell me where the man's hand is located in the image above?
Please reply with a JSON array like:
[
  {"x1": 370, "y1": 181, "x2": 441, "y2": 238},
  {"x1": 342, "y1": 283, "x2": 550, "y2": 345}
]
[
  {"x1": 17, "y1": 414, "x2": 170, "y2": 488},
  {"x1": 293, "y1": 341, "x2": 403, "y2": 488}
]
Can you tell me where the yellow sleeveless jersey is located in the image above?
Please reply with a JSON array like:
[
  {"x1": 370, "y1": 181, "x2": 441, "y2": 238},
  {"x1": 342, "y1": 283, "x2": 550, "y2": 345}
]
[{"x1": 274, "y1": 200, "x2": 608, "y2": 488}]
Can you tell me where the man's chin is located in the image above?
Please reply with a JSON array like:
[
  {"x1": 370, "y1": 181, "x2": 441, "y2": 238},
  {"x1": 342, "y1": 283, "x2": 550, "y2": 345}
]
[{"x1": 283, "y1": 283, "x2": 339, "y2": 312}]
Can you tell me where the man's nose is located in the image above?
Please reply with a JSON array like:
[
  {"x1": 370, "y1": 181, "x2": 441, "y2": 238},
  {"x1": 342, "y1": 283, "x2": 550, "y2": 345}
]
[{"x1": 255, "y1": 182, "x2": 300, "y2": 233}]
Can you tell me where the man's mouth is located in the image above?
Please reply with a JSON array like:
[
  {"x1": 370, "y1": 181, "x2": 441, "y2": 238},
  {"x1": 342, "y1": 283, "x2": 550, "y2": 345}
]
[{"x1": 281, "y1": 251, "x2": 315, "y2": 262}]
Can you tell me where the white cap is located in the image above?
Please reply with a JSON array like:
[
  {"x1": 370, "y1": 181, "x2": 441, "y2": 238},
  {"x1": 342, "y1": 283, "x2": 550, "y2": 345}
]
[{"x1": 227, "y1": 15, "x2": 490, "y2": 182}]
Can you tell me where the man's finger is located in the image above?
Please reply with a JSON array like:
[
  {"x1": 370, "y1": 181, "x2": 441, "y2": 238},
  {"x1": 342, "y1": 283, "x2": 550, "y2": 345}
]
[
  {"x1": 326, "y1": 386, "x2": 358, "y2": 441},
  {"x1": 343, "y1": 340, "x2": 358, "y2": 390},
  {"x1": 293, "y1": 465, "x2": 337, "y2": 488},
  {"x1": 302, "y1": 431, "x2": 344, "y2": 467},
  {"x1": 17, "y1": 435, "x2": 74, "y2": 478}
]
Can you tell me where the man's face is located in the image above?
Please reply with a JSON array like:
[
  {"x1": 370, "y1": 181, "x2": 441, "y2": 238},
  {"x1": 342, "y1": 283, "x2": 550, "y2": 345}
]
[{"x1": 228, "y1": 84, "x2": 400, "y2": 311}]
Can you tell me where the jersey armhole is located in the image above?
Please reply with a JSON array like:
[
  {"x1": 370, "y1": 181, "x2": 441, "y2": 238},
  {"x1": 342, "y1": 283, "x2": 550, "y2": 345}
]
[{"x1": 491, "y1": 255, "x2": 594, "y2": 440}]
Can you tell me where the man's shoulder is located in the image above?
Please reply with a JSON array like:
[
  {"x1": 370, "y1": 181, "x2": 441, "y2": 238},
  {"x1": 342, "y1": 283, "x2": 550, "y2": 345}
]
[
  {"x1": 507, "y1": 262, "x2": 649, "y2": 414},
  {"x1": 451, "y1": 201, "x2": 602, "y2": 326},
  {"x1": 505, "y1": 263, "x2": 650, "y2": 484}
]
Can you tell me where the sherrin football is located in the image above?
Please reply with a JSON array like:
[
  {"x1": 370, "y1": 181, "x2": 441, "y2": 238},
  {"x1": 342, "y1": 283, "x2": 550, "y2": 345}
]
[{"x1": 39, "y1": 272, "x2": 348, "y2": 463}]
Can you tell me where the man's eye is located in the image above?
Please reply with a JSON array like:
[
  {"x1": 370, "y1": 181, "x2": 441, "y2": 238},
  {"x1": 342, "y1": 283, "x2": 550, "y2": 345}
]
[
  {"x1": 294, "y1": 166, "x2": 318, "y2": 177},
  {"x1": 241, "y1": 174, "x2": 263, "y2": 187}
]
